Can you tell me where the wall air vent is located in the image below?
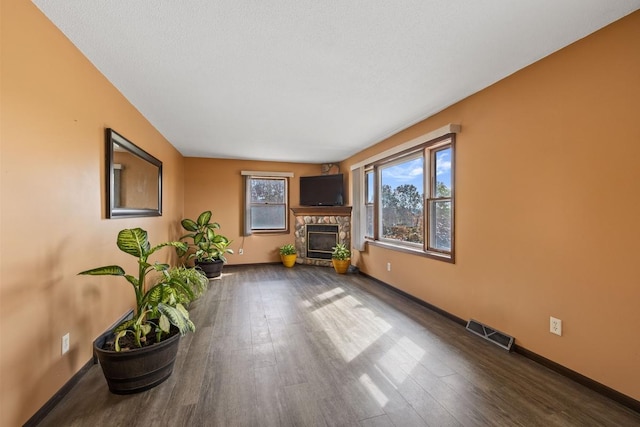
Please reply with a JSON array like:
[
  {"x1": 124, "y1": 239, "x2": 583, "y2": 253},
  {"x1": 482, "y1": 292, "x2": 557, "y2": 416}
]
[{"x1": 466, "y1": 319, "x2": 514, "y2": 351}]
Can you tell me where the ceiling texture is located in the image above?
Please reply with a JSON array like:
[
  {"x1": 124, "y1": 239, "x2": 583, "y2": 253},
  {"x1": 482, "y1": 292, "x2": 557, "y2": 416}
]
[{"x1": 33, "y1": 1, "x2": 640, "y2": 163}]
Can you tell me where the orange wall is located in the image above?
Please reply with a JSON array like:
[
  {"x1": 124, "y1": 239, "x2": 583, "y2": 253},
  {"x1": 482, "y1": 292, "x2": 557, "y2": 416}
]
[
  {"x1": 2, "y1": 0, "x2": 639, "y2": 424},
  {"x1": 0, "y1": 1, "x2": 185, "y2": 425},
  {"x1": 342, "y1": 11, "x2": 640, "y2": 401},
  {"x1": 183, "y1": 157, "x2": 323, "y2": 264}
]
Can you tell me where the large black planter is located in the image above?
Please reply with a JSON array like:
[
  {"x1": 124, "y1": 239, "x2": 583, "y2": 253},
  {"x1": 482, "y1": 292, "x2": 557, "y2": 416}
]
[
  {"x1": 196, "y1": 259, "x2": 224, "y2": 278},
  {"x1": 94, "y1": 329, "x2": 181, "y2": 394}
]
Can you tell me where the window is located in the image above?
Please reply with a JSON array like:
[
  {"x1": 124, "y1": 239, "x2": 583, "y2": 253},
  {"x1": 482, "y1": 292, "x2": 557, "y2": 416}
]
[
  {"x1": 380, "y1": 152, "x2": 424, "y2": 246},
  {"x1": 428, "y1": 146, "x2": 453, "y2": 252},
  {"x1": 243, "y1": 172, "x2": 291, "y2": 234},
  {"x1": 365, "y1": 169, "x2": 374, "y2": 238},
  {"x1": 364, "y1": 134, "x2": 455, "y2": 261}
]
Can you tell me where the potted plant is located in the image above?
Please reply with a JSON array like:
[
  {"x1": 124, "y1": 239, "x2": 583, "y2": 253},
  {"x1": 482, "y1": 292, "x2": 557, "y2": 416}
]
[
  {"x1": 78, "y1": 228, "x2": 205, "y2": 394},
  {"x1": 180, "y1": 210, "x2": 233, "y2": 278},
  {"x1": 331, "y1": 242, "x2": 351, "y2": 274},
  {"x1": 279, "y1": 244, "x2": 297, "y2": 267}
]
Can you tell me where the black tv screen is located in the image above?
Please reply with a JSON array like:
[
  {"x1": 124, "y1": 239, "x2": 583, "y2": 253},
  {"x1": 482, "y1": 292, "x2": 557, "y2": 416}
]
[{"x1": 300, "y1": 174, "x2": 344, "y2": 206}]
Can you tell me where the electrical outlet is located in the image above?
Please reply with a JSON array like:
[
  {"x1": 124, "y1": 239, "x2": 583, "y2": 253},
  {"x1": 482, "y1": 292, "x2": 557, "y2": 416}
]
[
  {"x1": 387, "y1": 262, "x2": 391, "y2": 272},
  {"x1": 238, "y1": 248, "x2": 244, "y2": 255},
  {"x1": 550, "y1": 317, "x2": 562, "y2": 336},
  {"x1": 62, "y1": 333, "x2": 70, "y2": 354}
]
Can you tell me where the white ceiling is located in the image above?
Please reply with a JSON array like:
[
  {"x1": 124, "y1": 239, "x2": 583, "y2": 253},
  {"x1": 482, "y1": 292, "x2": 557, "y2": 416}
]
[{"x1": 33, "y1": 1, "x2": 639, "y2": 163}]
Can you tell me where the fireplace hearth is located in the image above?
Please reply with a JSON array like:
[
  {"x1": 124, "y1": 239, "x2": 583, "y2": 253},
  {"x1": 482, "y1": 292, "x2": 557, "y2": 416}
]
[{"x1": 291, "y1": 206, "x2": 351, "y2": 267}]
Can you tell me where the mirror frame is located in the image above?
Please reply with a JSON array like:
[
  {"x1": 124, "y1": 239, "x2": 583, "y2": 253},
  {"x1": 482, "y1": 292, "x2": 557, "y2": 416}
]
[{"x1": 106, "y1": 128, "x2": 163, "y2": 218}]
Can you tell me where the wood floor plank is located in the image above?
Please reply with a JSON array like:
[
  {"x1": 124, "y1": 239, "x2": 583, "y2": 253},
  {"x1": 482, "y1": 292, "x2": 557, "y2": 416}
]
[
  {"x1": 359, "y1": 414, "x2": 395, "y2": 427},
  {"x1": 272, "y1": 334, "x2": 310, "y2": 387},
  {"x1": 195, "y1": 347, "x2": 256, "y2": 426},
  {"x1": 35, "y1": 264, "x2": 640, "y2": 427},
  {"x1": 283, "y1": 382, "x2": 328, "y2": 427},
  {"x1": 318, "y1": 393, "x2": 362, "y2": 427},
  {"x1": 254, "y1": 364, "x2": 294, "y2": 427},
  {"x1": 168, "y1": 325, "x2": 215, "y2": 406},
  {"x1": 253, "y1": 341, "x2": 277, "y2": 368},
  {"x1": 384, "y1": 403, "x2": 429, "y2": 427}
]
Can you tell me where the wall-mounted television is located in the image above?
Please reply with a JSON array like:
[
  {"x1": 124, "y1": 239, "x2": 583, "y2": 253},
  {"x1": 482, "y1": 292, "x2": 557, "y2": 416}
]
[{"x1": 300, "y1": 174, "x2": 344, "y2": 206}]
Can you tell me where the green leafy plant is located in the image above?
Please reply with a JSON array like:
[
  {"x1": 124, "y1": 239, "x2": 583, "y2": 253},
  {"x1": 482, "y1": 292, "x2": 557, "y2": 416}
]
[
  {"x1": 166, "y1": 265, "x2": 209, "y2": 304},
  {"x1": 331, "y1": 243, "x2": 351, "y2": 260},
  {"x1": 180, "y1": 210, "x2": 233, "y2": 262},
  {"x1": 279, "y1": 244, "x2": 296, "y2": 256},
  {"x1": 79, "y1": 228, "x2": 198, "y2": 351}
]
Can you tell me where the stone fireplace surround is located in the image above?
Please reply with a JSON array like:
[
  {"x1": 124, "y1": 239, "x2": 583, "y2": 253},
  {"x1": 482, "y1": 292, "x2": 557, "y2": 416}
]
[{"x1": 291, "y1": 206, "x2": 352, "y2": 267}]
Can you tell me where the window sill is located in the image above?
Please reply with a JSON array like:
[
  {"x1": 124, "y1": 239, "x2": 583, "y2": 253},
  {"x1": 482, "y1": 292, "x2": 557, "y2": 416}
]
[
  {"x1": 366, "y1": 240, "x2": 455, "y2": 264},
  {"x1": 251, "y1": 229, "x2": 290, "y2": 235}
]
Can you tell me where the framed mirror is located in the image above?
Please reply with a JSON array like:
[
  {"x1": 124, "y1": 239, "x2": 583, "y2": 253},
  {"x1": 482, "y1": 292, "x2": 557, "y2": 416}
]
[{"x1": 106, "y1": 128, "x2": 162, "y2": 218}]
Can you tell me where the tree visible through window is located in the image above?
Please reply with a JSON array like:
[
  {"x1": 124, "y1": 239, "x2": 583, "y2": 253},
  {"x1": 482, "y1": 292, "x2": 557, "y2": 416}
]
[
  {"x1": 380, "y1": 155, "x2": 424, "y2": 245},
  {"x1": 364, "y1": 135, "x2": 455, "y2": 261},
  {"x1": 249, "y1": 177, "x2": 288, "y2": 232}
]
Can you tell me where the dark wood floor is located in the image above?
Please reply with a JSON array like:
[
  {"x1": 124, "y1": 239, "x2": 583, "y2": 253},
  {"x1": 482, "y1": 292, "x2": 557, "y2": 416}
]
[{"x1": 38, "y1": 264, "x2": 640, "y2": 426}]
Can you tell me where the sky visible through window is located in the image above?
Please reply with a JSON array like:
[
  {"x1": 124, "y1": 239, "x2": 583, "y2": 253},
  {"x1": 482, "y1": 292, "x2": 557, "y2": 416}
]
[{"x1": 382, "y1": 149, "x2": 451, "y2": 194}]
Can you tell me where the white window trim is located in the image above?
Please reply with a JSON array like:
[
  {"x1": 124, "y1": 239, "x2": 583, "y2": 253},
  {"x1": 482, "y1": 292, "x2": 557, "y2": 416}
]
[
  {"x1": 241, "y1": 171, "x2": 294, "y2": 177},
  {"x1": 350, "y1": 123, "x2": 460, "y2": 172}
]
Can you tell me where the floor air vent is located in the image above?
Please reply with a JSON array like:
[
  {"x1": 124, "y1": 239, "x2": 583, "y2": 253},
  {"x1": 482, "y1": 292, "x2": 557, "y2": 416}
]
[{"x1": 466, "y1": 319, "x2": 514, "y2": 351}]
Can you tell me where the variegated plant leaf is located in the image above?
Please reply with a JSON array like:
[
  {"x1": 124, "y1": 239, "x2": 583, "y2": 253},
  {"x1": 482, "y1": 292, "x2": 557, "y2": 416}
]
[
  {"x1": 114, "y1": 330, "x2": 128, "y2": 352},
  {"x1": 148, "y1": 241, "x2": 189, "y2": 257},
  {"x1": 140, "y1": 323, "x2": 152, "y2": 337},
  {"x1": 152, "y1": 263, "x2": 171, "y2": 272},
  {"x1": 157, "y1": 303, "x2": 195, "y2": 335},
  {"x1": 113, "y1": 319, "x2": 135, "y2": 333},
  {"x1": 124, "y1": 274, "x2": 138, "y2": 288},
  {"x1": 181, "y1": 218, "x2": 198, "y2": 232},
  {"x1": 116, "y1": 228, "x2": 149, "y2": 258},
  {"x1": 197, "y1": 210, "x2": 212, "y2": 226},
  {"x1": 78, "y1": 265, "x2": 125, "y2": 276},
  {"x1": 158, "y1": 314, "x2": 170, "y2": 333},
  {"x1": 176, "y1": 303, "x2": 189, "y2": 318}
]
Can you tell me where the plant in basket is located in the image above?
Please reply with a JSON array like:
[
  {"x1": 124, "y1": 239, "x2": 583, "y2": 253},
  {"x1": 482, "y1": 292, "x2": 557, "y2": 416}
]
[{"x1": 78, "y1": 228, "x2": 206, "y2": 393}]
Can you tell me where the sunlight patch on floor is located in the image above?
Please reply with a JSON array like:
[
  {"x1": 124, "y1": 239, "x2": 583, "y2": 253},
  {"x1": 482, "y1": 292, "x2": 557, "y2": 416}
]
[
  {"x1": 375, "y1": 336, "x2": 425, "y2": 384},
  {"x1": 309, "y1": 291, "x2": 392, "y2": 362},
  {"x1": 316, "y1": 287, "x2": 345, "y2": 301},
  {"x1": 302, "y1": 287, "x2": 345, "y2": 308},
  {"x1": 397, "y1": 336, "x2": 426, "y2": 362},
  {"x1": 359, "y1": 373, "x2": 389, "y2": 407}
]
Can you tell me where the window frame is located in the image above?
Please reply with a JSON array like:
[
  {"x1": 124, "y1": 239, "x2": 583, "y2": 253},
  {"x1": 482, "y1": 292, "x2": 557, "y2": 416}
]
[
  {"x1": 364, "y1": 168, "x2": 375, "y2": 239},
  {"x1": 426, "y1": 144, "x2": 454, "y2": 255},
  {"x1": 377, "y1": 150, "x2": 425, "y2": 249},
  {"x1": 365, "y1": 133, "x2": 455, "y2": 262},
  {"x1": 246, "y1": 175, "x2": 290, "y2": 234}
]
